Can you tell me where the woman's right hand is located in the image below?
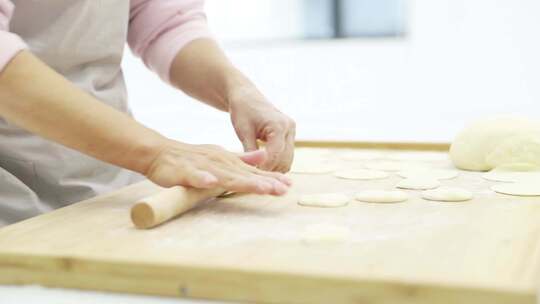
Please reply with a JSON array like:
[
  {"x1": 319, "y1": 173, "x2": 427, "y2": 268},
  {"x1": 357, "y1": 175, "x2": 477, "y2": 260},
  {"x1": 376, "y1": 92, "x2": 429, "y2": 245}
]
[{"x1": 144, "y1": 141, "x2": 292, "y2": 195}]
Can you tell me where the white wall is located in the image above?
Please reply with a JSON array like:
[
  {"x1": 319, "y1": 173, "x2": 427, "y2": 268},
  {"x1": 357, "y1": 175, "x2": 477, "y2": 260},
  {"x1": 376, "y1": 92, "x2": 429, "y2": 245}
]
[
  {"x1": 123, "y1": 0, "x2": 540, "y2": 150},
  {"x1": 205, "y1": 0, "x2": 305, "y2": 41}
]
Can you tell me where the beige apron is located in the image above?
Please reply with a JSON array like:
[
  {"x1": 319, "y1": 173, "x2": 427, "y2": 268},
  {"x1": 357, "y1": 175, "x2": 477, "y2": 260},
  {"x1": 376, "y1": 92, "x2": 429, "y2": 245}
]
[{"x1": 0, "y1": 0, "x2": 143, "y2": 226}]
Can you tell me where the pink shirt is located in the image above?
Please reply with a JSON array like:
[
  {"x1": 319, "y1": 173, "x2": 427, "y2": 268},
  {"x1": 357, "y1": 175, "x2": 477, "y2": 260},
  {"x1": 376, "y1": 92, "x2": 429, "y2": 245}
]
[{"x1": 0, "y1": 0, "x2": 211, "y2": 83}]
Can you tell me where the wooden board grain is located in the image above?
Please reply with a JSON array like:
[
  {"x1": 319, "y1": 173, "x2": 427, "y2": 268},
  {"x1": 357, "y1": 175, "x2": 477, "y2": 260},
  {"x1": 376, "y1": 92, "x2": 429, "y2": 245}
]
[
  {"x1": 294, "y1": 140, "x2": 451, "y2": 151},
  {"x1": 1, "y1": 146, "x2": 540, "y2": 304}
]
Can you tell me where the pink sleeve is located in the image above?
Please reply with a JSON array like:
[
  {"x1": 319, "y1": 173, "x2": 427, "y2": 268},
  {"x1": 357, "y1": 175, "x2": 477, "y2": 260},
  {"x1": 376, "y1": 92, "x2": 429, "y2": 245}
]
[
  {"x1": 0, "y1": 0, "x2": 27, "y2": 73},
  {"x1": 128, "y1": 0, "x2": 213, "y2": 84}
]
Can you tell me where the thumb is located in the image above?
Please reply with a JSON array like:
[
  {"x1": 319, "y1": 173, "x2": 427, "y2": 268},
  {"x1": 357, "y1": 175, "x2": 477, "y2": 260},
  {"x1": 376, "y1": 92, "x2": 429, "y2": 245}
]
[{"x1": 238, "y1": 149, "x2": 267, "y2": 166}]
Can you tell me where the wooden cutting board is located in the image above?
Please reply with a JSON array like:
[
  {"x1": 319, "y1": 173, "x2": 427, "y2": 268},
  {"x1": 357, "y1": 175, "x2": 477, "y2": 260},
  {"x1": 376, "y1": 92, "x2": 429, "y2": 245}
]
[{"x1": 1, "y1": 145, "x2": 540, "y2": 304}]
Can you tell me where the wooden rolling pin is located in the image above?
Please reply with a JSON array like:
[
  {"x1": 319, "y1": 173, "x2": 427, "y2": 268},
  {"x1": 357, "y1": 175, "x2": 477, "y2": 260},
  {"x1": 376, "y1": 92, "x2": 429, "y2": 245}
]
[{"x1": 130, "y1": 186, "x2": 225, "y2": 229}]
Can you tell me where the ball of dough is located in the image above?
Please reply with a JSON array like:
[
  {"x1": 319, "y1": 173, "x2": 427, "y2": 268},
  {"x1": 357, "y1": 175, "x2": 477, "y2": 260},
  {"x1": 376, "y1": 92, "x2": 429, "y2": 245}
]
[
  {"x1": 486, "y1": 134, "x2": 540, "y2": 169},
  {"x1": 354, "y1": 190, "x2": 409, "y2": 203},
  {"x1": 422, "y1": 187, "x2": 473, "y2": 202},
  {"x1": 298, "y1": 193, "x2": 350, "y2": 208},
  {"x1": 450, "y1": 116, "x2": 540, "y2": 171}
]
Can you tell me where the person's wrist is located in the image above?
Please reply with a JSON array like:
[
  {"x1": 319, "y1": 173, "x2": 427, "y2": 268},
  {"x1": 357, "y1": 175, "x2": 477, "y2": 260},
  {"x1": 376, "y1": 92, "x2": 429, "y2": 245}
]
[
  {"x1": 219, "y1": 67, "x2": 253, "y2": 105},
  {"x1": 223, "y1": 73, "x2": 267, "y2": 112},
  {"x1": 127, "y1": 132, "x2": 173, "y2": 176}
]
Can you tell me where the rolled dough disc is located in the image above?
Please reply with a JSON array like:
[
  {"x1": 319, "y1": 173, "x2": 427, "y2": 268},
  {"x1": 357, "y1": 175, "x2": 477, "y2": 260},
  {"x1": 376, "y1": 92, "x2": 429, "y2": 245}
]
[
  {"x1": 396, "y1": 177, "x2": 441, "y2": 190},
  {"x1": 302, "y1": 224, "x2": 351, "y2": 244},
  {"x1": 338, "y1": 151, "x2": 384, "y2": 161},
  {"x1": 290, "y1": 162, "x2": 335, "y2": 174},
  {"x1": 387, "y1": 151, "x2": 449, "y2": 162},
  {"x1": 365, "y1": 160, "x2": 425, "y2": 172},
  {"x1": 294, "y1": 148, "x2": 332, "y2": 159},
  {"x1": 491, "y1": 182, "x2": 540, "y2": 197},
  {"x1": 483, "y1": 171, "x2": 540, "y2": 183},
  {"x1": 398, "y1": 168, "x2": 459, "y2": 180},
  {"x1": 333, "y1": 169, "x2": 389, "y2": 180},
  {"x1": 298, "y1": 193, "x2": 350, "y2": 208},
  {"x1": 482, "y1": 163, "x2": 540, "y2": 182},
  {"x1": 364, "y1": 160, "x2": 406, "y2": 171},
  {"x1": 422, "y1": 187, "x2": 473, "y2": 202},
  {"x1": 354, "y1": 190, "x2": 409, "y2": 203}
]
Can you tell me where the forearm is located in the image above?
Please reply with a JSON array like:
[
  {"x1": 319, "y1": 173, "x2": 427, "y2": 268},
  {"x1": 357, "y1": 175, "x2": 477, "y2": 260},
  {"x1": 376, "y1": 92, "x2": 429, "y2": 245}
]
[
  {"x1": 0, "y1": 51, "x2": 167, "y2": 174},
  {"x1": 169, "y1": 39, "x2": 254, "y2": 112}
]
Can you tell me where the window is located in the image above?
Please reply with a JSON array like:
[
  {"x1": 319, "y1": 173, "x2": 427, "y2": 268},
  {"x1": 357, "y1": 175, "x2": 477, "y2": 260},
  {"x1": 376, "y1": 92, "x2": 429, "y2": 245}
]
[{"x1": 206, "y1": 0, "x2": 407, "y2": 41}]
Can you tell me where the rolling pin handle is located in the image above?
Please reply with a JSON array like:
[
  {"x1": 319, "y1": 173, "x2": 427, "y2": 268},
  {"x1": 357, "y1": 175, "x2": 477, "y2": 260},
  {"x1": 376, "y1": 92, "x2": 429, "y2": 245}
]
[{"x1": 130, "y1": 186, "x2": 224, "y2": 229}]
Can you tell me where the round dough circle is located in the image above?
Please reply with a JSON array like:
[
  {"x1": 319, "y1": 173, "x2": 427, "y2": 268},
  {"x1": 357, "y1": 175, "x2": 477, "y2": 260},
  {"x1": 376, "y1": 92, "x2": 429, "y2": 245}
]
[
  {"x1": 354, "y1": 190, "x2": 409, "y2": 203},
  {"x1": 298, "y1": 193, "x2": 350, "y2": 208},
  {"x1": 365, "y1": 160, "x2": 409, "y2": 172},
  {"x1": 482, "y1": 171, "x2": 540, "y2": 183},
  {"x1": 294, "y1": 148, "x2": 332, "y2": 159},
  {"x1": 482, "y1": 163, "x2": 540, "y2": 182},
  {"x1": 387, "y1": 151, "x2": 449, "y2": 162},
  {"x1": 302, "y1": 224, "x2": 351, "y2": 244},
  {"x1": 396, "y1": 177, "x2": 440, "y2": 190},
  {"x1": 290, "y1": 163, "x2": 335, "y2": 174},
  {"x1": 333, "y1": 169, "x2": 389, "y2": 180},
  {"x1": 398, "y1": 169, "x2": 459, "y2": 180},
  {"x1": 422, "y1": 187, "x2": 473, "y2": 202},
  {"x1": 491, "y1": 183, "x2": 540, "y2": 197},
  {"x1": 338, "y1": 151, "x2": 384, "y2": 161}
]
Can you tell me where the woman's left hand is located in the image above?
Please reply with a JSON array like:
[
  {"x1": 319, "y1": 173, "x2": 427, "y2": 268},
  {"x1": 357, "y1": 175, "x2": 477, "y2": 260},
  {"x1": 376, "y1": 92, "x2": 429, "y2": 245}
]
[{"x1": 228, "y1": 85, "x2": 295, "y2": 173}]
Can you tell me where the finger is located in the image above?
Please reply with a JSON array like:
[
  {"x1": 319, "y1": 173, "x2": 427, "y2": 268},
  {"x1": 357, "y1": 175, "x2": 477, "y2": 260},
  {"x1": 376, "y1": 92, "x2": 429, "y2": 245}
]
[
  {"x1": 185, "y1": 170, "x2": 219, "y2": 188},
  {"x1": 225, "y1": 162, "x2": 289, "y2": 190},
  {"x1": 230, "y1": 153, "x2": 293, "y2": 186},
  {"x1": 201, "y1": 150, "x2": 291, "y2": 193},
  {"x1": 237, "y1": 128, "x2": 259, "y2": 152},
  {"x1": 265, "y1": 177, "x2": 289, "y2": 195},
  {"x1": 212, "y1": 162, "x2": 290, "y2": 195},
  {"x1": 153, "y1": 165, "x2": 219, "y2": 189},
  {"x1": 224, "y1": 175, "x2": 273, "y2": 194},
  {"x1": 238, "y1": 170, "x2": 289, "y2": 195},
  {"x1": 169, "y1": 164, "x2": 219, "y2": 188},
  {"x1": 284, "y1": 128, "x2": 296, "y2": 171},
  {"x1": 208, "y1": 166, "x2": 273, "y2": 194},
  {"x1": 244, "y1": 165, "x2": 293, "y2": 186},
  {"x1": 240, "y1": 171, "x2": 288, "y2": 196},
  {"x1": 273, "y1": 181, "x2": 288, "y2": 195},
  {"x1": 238, "y1": 149, "x2": 267, "y2": 167},
  {"x1": 262, "y1": 130, "x2": 286, "y2": 171},
  {"x1": 275, "y1": 130, "x2": 295, "y2": 173}
]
